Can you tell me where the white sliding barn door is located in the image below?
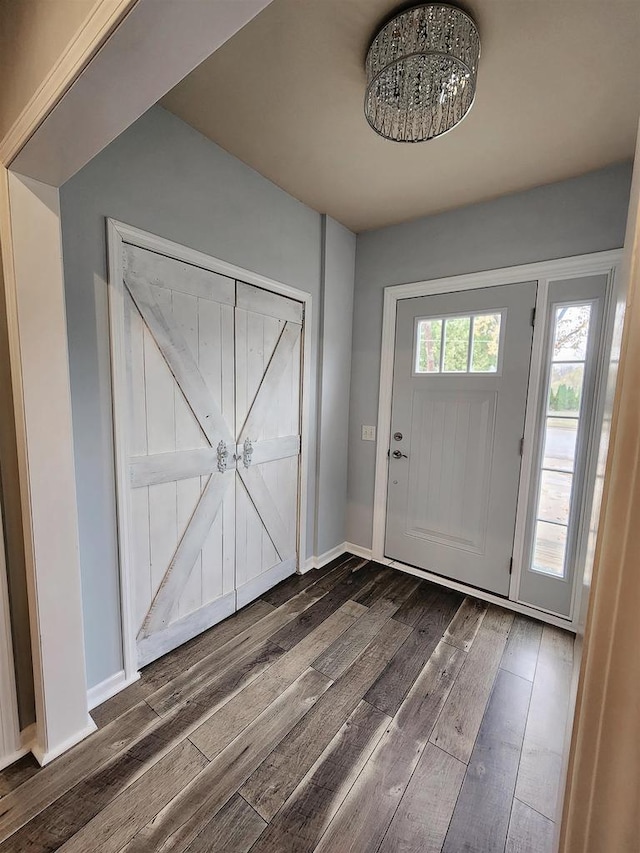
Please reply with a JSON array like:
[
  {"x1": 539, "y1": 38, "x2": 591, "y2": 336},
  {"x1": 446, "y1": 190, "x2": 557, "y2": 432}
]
[
  {"x1": 235, "y1": 283, "x2": 302, "y2": 607},
  {"x1": 123, "y1": 245, "x2": 237, "y2": 667},
  {"x1": 116, "y1": 242, "x2": 304, "y2": 669}
]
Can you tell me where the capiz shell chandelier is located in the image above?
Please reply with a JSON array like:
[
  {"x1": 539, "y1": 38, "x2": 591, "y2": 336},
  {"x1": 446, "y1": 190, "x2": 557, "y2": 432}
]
[{"x1": 365, "y1": 4, "x2": 480, "y2": 143}]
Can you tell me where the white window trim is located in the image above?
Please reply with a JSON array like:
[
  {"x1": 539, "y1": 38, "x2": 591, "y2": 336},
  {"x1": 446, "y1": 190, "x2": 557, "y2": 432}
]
[{"x1": 373, "y1": 249, "x2": 622, "y2": 630}]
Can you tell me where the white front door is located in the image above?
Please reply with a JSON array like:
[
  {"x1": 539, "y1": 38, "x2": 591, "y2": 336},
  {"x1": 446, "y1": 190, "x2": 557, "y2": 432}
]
[
  {"x1": 385, "y1": 282, "x2": 537, "y2": 595},
  {"x1": 119, "y1": 244, "x2": 303, "y2": 667}
]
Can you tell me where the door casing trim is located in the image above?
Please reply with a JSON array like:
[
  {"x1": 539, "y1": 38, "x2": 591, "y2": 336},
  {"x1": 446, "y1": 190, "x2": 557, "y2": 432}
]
[
  {"x1": 107, "y1": 219, "x2": 313, "y2": 684},
  {"x1": 373, "y1": 249, "x2": 622, "y2": 628}
]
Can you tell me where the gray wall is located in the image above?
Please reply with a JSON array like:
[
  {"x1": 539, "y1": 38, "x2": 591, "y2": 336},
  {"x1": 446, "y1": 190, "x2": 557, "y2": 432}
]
[
  {"x1": 347, "y1": 162, "x2": 633, "y2": 551},
  {"x1": 60, "y1": 106, "x2": 355, "y2": 689},
  {"x1": 316, "y1": 216, "x2": 356, "y2": 555}
]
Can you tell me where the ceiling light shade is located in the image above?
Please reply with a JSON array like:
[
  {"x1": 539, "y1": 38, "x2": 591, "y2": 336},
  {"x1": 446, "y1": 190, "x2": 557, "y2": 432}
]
[{"x1": 365, "y1": 4, "x2": 480, "y2": 143}]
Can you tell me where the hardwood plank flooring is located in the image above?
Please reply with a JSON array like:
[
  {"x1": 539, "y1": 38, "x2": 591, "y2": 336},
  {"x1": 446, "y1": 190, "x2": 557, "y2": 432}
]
[
  {"x1": 182, "y1": 795, "x2": 266, "y2": 853},
  {"x1": 240, "y1": 618, "x2": 411, "y2": 820},
  {"x1": 429, "y1": 604, "x2": 515, "y2": 763},
  {"x1": 378, "y1": 742, "x2": 466, "y2": 853},
  {"x1": 0, "y1": 556, "x2": 574, "y2": 853},
  {"x1": 506, "y1": 799, "x2": 556, "y2": 853},
  {"x1": 363, "y1": 585, "x2": 463, "y2": 716},
  {"x1": 515, "y1": 624, "x2": 574, "y2": 820},
  {"x1": 501, "y1": 615, "x2": 544, "y2": 682},
  {"x1": 441, "y1": 669, "x2": 531, "y2": 853}
]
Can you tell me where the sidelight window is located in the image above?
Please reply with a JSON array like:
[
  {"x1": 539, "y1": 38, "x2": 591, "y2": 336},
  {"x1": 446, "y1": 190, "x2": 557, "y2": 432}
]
[{"x1": 530, "y1": 303, "x2": 592, "y2": 578}]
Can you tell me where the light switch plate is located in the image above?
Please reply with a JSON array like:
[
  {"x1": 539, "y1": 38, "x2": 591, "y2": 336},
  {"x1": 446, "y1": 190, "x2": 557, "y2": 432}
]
[{"x1": 361, "y1": 425, "x2": 376, "y2": 441}]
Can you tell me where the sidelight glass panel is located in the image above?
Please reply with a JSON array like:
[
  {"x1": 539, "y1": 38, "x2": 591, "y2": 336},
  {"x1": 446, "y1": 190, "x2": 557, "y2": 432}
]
[
  {"x1": 548, "y1": 363, "x2": 584, "y2": 415},
  {"x1": 552, "y1": 304, "x2": 591, "y2": 361},
  {"x1": 470, "y1": 313, "x2": 501, "y2": 373},
  {"x1": 442, "y1": 316, "x2": 471, "y2": 372},
  {"x1": 542, "y1": 417, "x2": 578, "y2": 472},
  {"x1": 415, "y1": 318, "x2": 443, "y2": 373},
  {"x1": 531, "y1": 301, "x2": 592, "y2": 579},
  {"x1": 532, "y1": 520, "x2": 567, "y2": 578},
  {"x1": 538, "y1": 470, "x2": 572, "y2": 525}
]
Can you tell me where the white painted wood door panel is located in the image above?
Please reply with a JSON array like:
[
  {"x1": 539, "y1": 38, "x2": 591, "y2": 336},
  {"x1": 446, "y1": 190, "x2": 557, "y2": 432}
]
[
  {"x1": 123, "y1": 244, "x2": 236, "y2": 667},
  {"x1": 235, "y1": 284, "x2": 302, "y2": 607},
  {"x1": 386, "y1": 282, "x2": 537, "y2": 595}
]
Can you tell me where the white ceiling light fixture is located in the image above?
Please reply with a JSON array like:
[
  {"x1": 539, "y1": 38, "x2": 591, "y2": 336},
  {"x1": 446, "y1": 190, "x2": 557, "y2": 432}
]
[{"x1": 365, "y1": 3, "x2": 480, "y2": 143}]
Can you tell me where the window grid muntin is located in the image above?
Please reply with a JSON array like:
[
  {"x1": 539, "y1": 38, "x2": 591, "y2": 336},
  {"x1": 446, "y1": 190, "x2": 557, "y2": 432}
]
[{"x1": 414, "y1": 310, "x2": 504, "y2": 376}]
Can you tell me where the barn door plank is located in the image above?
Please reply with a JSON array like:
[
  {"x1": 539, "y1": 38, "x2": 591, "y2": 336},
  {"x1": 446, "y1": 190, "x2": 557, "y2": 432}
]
[
  {"x1": 130, "y1": 449, "x2": 219, "y2": 488},
  {"x1": 239, "y1": 321, "x2": 301, "y2": 442},
  {"x1": 238, "y1": 467, "x2": 295, "y2": 562},
  {"x1": 140, "y1": 472, "x2": 234, "y2": 638},
  {"x1": 125, "y1": 273, "x2": 233, "y2": 447}
]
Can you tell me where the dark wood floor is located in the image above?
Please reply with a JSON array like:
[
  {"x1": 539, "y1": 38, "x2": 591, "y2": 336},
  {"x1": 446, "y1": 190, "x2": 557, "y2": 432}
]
[{"x1": 0, "y1": 555, "x2": 574, "y2": 852}]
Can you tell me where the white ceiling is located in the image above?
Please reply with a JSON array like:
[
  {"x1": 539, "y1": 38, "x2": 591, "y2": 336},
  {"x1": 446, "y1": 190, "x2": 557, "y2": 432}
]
[{"x1": 162, "y1": 0, "x2": 640, "y2": 233}]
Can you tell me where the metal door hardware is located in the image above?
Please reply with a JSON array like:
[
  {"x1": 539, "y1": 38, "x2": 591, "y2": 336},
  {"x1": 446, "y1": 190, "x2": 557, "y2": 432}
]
[
  {"x1": 392, "y1": 450, "x2": 408, "y2": 459},
  {"x1": 216, "y1": 441, "x2": 229, "y2": 472},
  {"x1": 242, "y1": 437, "x2": 253, "y2": 468},
  {"x1": 393, "y1": 432, "x2": 403, "y2": 441}
]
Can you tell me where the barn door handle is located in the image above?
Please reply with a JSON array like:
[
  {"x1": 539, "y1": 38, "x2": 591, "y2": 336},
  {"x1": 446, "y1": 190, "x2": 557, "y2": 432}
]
[
  {"x1": 391, "y1": 450, "x2": 408, "y2": 459},
  {"x1": 217, "y1": 440, "x2": 229, "y2": 472},
  {"x1": 242, "y1": 438, "x2": 253, "y2": 468}
]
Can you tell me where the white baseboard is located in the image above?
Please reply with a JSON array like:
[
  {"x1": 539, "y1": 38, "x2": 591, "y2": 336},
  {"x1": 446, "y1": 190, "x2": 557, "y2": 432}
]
[
  {"x1": 302, "y1": 542, "x2": 352, "y2": 573},
  {"x1": 343, "y1": 542, "x2": 374, "y2": 561},
  {"x1": 87, "y1": 668, "x2": 141, "y2": 711},
  {"x1": 302, "y1": 542, "x2": 377, "y2": 573},
  {"x1": 31, "y1": 717, "x2": 97, "y2": 767}
]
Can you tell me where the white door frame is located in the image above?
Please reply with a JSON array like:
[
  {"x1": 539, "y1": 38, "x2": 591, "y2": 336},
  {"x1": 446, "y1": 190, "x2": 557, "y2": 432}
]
[
  {"x1": 0, "y1": 504, "x2": 23, "y2": 770},
  {"x1": 107, "y1": 219, "x2": 312, "y2": 684},
  {"x1": 372, "y1": 248, "x2": 622, "y2": 631}
]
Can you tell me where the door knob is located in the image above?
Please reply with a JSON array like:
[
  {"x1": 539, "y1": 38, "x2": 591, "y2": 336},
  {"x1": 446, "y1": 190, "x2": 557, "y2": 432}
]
[{"x1": 392, "y1": 450, "x2": 408, "y2": 459}]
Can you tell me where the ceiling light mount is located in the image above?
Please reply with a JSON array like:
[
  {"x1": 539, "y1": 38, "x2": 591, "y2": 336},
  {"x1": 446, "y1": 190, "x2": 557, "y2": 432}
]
[{"x1": 365, "y1": 3, "x2": 480, "y2": 143}]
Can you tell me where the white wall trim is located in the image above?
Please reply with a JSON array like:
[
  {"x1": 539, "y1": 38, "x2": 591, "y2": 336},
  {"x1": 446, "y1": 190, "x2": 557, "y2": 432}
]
[
  {"x1": 31, "y1": 718, "x2": 97, "y2": 767},
  {"x1": 8, "y1": 0, "x2": 275, "y2": 185},
  {"x1": 302, "y1": 541, "x2": 348, "y2": 573},
  {"x1": 0, "y1": 506, "x2": 21, "y2": 768},
  {"x1": 0, "y1": 0, "x2": 137, "y2": 168},
  {"x1": 0, "y1": 724, "x2": 36, "y2": 772},
  {"x1": 342, "y1": 542, "x2": 375, "y2": 562},
  {"x1": 107, "y1": 219, "x2": 313, "y2": 685},
  {"x1": 2, "y1": 174, "x2": 92, "y2": 764},
  {"x1": 87, "y1": 668, "x2": 140, "y2": 712},
  {"x1": 372, "y1": 249, "x2": 623, "y2": 628},
  {"x1": 378, "y1": 249, "x2": 623, "y2": 303}
]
